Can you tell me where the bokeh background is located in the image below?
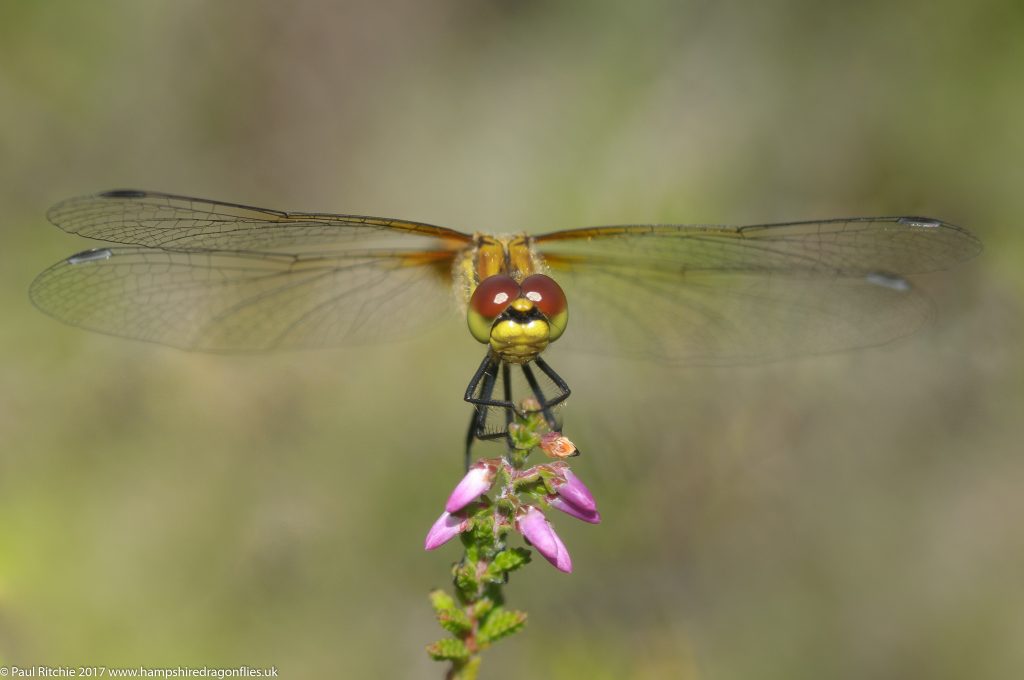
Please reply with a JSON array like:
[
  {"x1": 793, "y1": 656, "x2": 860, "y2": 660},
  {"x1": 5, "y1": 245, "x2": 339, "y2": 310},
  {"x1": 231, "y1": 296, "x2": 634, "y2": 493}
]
[{"x1": 2, "y1": 1, "x2": 1022, "y2": 678}]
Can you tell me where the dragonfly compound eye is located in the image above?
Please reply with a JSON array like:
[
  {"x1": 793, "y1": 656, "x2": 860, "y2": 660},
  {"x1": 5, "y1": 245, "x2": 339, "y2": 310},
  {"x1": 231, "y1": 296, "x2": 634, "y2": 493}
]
[
  {"x1": 520, "y1": 274, "x2": 568, "y2": 341},
  {"x1": 467, "y1": 274, "x2": 521, "y2": 343}
]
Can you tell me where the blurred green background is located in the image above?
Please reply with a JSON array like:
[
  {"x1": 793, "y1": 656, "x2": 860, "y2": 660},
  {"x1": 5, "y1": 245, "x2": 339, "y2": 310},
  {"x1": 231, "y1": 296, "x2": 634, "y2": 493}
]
[{"x1": 1, "y1": 1, "x2": 1022, "y2": 678}]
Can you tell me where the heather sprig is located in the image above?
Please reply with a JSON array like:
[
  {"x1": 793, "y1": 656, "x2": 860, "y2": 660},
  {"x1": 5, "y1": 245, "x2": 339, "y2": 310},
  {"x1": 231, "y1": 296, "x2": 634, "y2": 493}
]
[{"x1": 424, "y1": 405, "x2": 599, "y2": 678}]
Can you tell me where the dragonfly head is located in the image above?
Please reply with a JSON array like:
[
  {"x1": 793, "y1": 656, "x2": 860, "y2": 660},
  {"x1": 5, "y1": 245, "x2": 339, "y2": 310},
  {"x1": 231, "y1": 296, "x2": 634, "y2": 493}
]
[{"x1": 467, "y1": 274, "x2": 568, "y2": 364}]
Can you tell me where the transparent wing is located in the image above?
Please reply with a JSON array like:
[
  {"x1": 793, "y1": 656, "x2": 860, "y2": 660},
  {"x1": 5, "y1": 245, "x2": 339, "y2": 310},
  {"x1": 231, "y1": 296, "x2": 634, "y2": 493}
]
[
  {"x1": 30, "y1": 247, "x2": 461, "y2": 352},
  {"x1": 32, "y1": 190, "x2": 472, "y2": 351},
  {"x1": 46, "y1": 189, "x2": 474, "y2": 251},
  {"x1": 533, "y1": 217, "x2": 981, "y2": 364}
]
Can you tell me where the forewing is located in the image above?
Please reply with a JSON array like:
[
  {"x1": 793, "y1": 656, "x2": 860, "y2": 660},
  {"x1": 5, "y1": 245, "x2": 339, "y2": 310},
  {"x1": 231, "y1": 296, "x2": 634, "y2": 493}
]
[
  {"x1": 30, "y1": 247, "x2": 458, "y2": 352},
  {"x1": 33, "y1": 190, "x2": 473, "y2": 351},
  {"x1": 533, "y1": 218, "x2": 981, "y2": 364},
  {"x1": 46, "y1": 190, "x2": 473, "y2": 251}
]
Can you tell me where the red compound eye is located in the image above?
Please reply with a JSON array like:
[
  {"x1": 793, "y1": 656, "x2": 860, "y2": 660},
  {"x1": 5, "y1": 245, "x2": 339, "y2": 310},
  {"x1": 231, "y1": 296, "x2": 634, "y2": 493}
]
[
  {"x1": 470, "y1": 274, "x2": 520, "y2": 319},
  {"x1": 520, "y1": 274, "x2": 566, "y2": 317}
]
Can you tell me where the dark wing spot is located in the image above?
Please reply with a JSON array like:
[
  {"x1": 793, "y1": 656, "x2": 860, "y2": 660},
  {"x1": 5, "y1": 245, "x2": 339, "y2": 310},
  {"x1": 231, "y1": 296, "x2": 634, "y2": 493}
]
[{"x1": 99, "y1": 189, "x2": 148, "y2": 199}]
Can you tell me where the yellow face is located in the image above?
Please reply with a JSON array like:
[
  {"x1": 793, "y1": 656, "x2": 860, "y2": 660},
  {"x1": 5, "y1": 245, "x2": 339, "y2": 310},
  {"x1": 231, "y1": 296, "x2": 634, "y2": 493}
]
[{"x1": 466, "y1": 272, "x2": 569, "y2": 364}]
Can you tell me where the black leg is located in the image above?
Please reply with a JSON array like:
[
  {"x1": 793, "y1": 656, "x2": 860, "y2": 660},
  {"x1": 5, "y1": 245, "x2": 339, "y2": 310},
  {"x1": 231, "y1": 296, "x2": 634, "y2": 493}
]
[
  {"x1": 534, "y1": 357, "x2": 581, "y2": 453},
  {"x1": 502, "y1": 361, "x2": 514, "y2": 451},
  {"x1": 462, "y1": 351, "x2": 574, "y2": 465},
  {"x1": 472, "y1": 357, "x2": 499, "y2": 438},
  {"x1": 502, "y1": 362, "x2": 513, "y2": 421},
  {"x1": 464, "y1": 352, "x2": 496, "y2": 402},
  {"x1": 520, "y1": 362, "x2": 558, "y2": 429},
  {"x1": 465, "y1": 353, "x2": 516, "y2": 411},
  {"x1": 463, "y1": 410, "x2": 477, "y2": 473},
  {"x1": 464, "y1": 353, "x2": 498, "y2": 471},
  {"x1": 534, "y1": 356, "x2": 571, "y2": 406}
]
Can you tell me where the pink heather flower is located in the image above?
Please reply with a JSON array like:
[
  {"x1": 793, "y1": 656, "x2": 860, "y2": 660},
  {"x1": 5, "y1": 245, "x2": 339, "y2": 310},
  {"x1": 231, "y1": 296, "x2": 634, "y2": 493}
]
[
  {"x1": 540, "y1": 432, "x2": 577, "y2": 459},
  {"x1": 516, "y1": 505, "x2": 572, "y2": 573},
  {"x1": 548, "y1": 494, "x2": 601, "y2": 524},
  {"x1": 445, "y1": 459, "x2": 498, "y2": 513},
  {"x1": 549, "y1": 464, "x2": 597, "y2": 515},
  {"x1": 424, "y1": 511, "x2": 469, "y2": 550}
]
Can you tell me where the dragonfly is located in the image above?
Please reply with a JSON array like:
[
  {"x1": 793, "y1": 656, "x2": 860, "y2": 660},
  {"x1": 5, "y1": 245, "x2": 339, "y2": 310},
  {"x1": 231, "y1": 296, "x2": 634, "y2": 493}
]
[{"x1": 31, "y1": 190, "x2": 982, "y2": 466}]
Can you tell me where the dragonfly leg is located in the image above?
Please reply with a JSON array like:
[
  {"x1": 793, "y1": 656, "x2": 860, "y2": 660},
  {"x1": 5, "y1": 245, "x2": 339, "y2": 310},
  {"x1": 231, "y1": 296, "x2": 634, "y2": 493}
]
[
  {"x1": 463, "y1": 354, "x2": 500, "y2": 470},
  {"x1": 462, "y1": 352, "x2": 573, "y2": 466},
  {"x1": 529, "y1": 357, "x2": 581, "y2": 454},
  {"x1": 521, "y1": 356, "x2": 571, "y2": 430},
  {"x1": 464, "y1": 352, "x2": 497, "y2": 402},
  {"x1": 465, "y1": 353, "x2": 518, "y2": 413},
  {"x1": 502, "y1": 361, "x2": 514, "y2": 452},
  {"x1": 534, "y1": 356, "x2": 571, "y2": 406},
  {"x1": 463, "y1": 411, "x2": 477, "y2": 473},
  {"x1": 520, "y1": 362, "x2": 559, "y2": 430}
]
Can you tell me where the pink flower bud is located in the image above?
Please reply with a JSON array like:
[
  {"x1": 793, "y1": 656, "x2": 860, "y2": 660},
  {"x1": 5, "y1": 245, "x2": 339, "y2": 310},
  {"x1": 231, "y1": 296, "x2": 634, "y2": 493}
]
[
  {"x1": 516, "y1": 505, "x2": 572, "y2": 573},
  {"x1": 424, "y1": 511, "x2": 469, "y2": 551},
  {"x1": 445, "y1": 459, "x2": 498, "y2": 513},
  {"x1": 549, "y1": 495, "x2": 601, "y2": 524},
  {"x1": 550, "y1": 465, "x2": 597, "y2": 515}
]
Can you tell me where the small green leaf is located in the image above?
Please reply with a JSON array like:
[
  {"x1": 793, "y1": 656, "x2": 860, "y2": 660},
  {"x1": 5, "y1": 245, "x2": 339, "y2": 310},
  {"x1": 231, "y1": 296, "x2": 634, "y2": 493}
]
[
  {"x1": 460, "y1": 531, "x2": 481, "y2": 563},
  {"x1": 513, "y1": 467, "x2": 542, "y2": 484},
  {"x1": 426, "y1": 637, "x2": 470, "y2": 661},
  {"x1": 477, "y1": 607, "x2": 527, "y2": 645},
  {"x1": 469, "y1": 521, "x2": 494, "y2": 545},
  {"x1": 454, "y1": 562, "x2": 479, "y2": 597},
  {"x1": 471, "y1": 598, "x2": 494, "y2": 620},
  {"x1": 486, "y1": 547, "x2": 531, "y2": 580},
  {"x1": 437, "y1": 608, "x2": 472, "y2": 636},
  {"x1": 509, "y1": 423, "x2": 542, "y2": 451},
  {"x1": 514, "y1": 479, "x2": 548, "y2": 499},
  {"x1": 429, "y1": 589, "x2": 456, "y2": 615}
]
